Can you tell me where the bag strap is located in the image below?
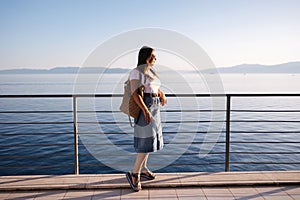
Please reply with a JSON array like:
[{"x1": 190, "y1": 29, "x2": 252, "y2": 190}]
[
  {"x1": 139, "y1": 70, "x2": 146, "y2": 85},
  {"x1": 128, "y1": 70, "x2": 144, "y2": 128},
  {"x1": 129, "y1": 115, "x2": 135, "y2": 127}
]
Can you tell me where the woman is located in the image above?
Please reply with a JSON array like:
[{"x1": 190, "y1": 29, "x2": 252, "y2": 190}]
[{"x1": 126, "y1": 46, "x2": 167, "y2": 192}]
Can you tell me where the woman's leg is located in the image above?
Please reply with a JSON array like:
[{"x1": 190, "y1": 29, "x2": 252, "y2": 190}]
[
  {"x1": 141, "y1": 153, "x2": 149, "y2": 172},
  {"x1": 133, "y1": 153, "x2": 148, "y2": 173},
  {"x1": 140, "y1": 153, "x2": 156, "y2": 180},
  {"x1": 131, "y1": 153, "x2": 148, "y2": 190}
]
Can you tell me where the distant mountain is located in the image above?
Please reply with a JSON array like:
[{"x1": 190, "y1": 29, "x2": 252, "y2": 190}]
[
  {"x1": 202, "y1": 61, "x2": 300, "y2": 73},
  {"x1": 1, "y1": 61, "x2": 300, "y2": 74},
  {"x1": 0, "y1": 67, "x2": 130, "y2": 74}
]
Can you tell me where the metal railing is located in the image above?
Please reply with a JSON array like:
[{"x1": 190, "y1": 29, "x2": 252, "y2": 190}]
[{"x1": 0, "y1": 93, "x2": 300, "y2": 175}]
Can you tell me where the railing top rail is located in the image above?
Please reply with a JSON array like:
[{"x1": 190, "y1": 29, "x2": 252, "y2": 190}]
[{"x1": 0, "y1": 93, "x2": 300, "y2": 98}]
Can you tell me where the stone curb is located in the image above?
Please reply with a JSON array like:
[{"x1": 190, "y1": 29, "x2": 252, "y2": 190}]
[{"x1": 1, "y1": 171, "x2": 299, "y2": 191}]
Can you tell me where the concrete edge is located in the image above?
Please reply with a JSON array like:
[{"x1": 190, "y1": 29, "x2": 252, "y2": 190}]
[
  {"x1": 1, "y1": 181, "x2": 300, "y2": 191},
  {"x1": 1, "y1": 171, "x2": 300, "y2": 191}
]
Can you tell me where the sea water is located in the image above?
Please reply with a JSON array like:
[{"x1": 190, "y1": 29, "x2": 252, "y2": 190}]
[{"x1": 0, "y1": 73, "x2": 300, "y2": 175}]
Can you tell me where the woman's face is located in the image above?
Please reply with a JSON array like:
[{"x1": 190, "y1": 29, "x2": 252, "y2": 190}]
[{"x1": 146, "y1": 51, "x2": 156, "y2": 66}]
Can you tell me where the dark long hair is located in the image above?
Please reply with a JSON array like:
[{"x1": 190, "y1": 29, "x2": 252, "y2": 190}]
[{"x1": 136, "y1": 46, "x2": 158, "y2": 80}]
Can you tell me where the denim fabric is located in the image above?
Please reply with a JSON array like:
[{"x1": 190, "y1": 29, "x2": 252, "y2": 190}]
[{"x1": 134, "y1": 96, "x2": 164, "y2": 153}]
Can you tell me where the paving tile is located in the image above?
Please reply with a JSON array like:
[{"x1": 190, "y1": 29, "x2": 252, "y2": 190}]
[
  {"x1": 34, "y1": 190, "x2": 67, "y2": 199},
  {"x1": 254, "y1": 186, "x2": 285, "y2": 195},
  {"x1": 282, "y1": 186, "x2": 300, "y2": 195},
  {"x1": 5, "y1": 191, "x2": 39, "y2": 200},
  {"x1": 148, "y1": 188, "x2": 178, "y2": 198},
  {"x1": 1, "y1": 187, "x2": 300, "y2": 200},
  {"x1": 121, "y1": 188, "x2": 148, "y2": 196},
  {"x1": 149, "y1": 197, "x2": 177, "y2": 200},
  {"x1": 0, "y1": 192, "x2": 12, "y2": 198},
  {"x1": 254, "y1": 186, "x2": 295, "y2": 200},
  {"x1": 35, "y1": 195, "x2": 66, "y2": 200},
  {"x1": 202, "y1": 187, "x2": 232, "y2": 195},
  {"x1": 290, "y1": 194, "x2": 300, "y2": 199},
  {"x1": 121, "y1": 188, "x2": 149, "y2": 200},
  {"x1": 228, "y1": 186, "x2": 258, "y2": 194},
  {"x1": 261, "y1": 195, "x2": 293, "y2": 200},
  {"x1": 92, "y1": 189, "x2": 121, "y2": 200},
  {"x1": 229, "y1": 186, "x2": 265, "y2": 200},
  {"x1": 64, "y1": 189, "x2": 94, "y2": 197},
  {"x1": 234, "y1": 195, "x2": 264, "y2": 200},
  {"x1": 121, "y1": 197, "x2": 148, "y2": 200},
  {"x1": 202, "y1": 187, "x2": 235, "y2": 200},
  {"x1": 176, "y1": 188, "x2": 207, "y2": 200},
  {"x1": 63, "y1": 196, "x2": 92, "y2": 200},
  {"x1": 177, "y1": 197, "x2": 206, "y2": 200},
  {"x1": 204, "y1": 195, "x2": 235, "y2": 200}
]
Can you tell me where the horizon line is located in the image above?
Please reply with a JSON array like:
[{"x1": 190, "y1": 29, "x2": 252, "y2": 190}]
[{"x1": 1, "y1": 60, "x2": 300, "y2": 71}]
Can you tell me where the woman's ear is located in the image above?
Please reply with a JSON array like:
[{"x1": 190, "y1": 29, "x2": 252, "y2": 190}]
[{"x1": 145, "y1": 57, "x2": 150, "y2": 65}]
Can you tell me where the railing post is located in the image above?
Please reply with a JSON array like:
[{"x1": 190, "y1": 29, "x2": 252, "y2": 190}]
[
  {"x1": 225, "y1": 94, "x2": 231, "y2": 172},
  {"x1": 73, "y1": 96, "x2": 79, "y2": 175}
]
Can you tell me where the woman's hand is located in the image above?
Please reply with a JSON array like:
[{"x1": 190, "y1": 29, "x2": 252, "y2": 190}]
[
  {"x1": 158, "y1": 89, "x2": 167, "y2": 106},
  {"x1": 143, "y1": 109, "x2": 152, "y2": 123},
  {"x1": 160, "y1": 95, "x2": 167, "y2": 106},
  {"x1": 160, "y1": 94, "x2": 167, "y2": 106}
]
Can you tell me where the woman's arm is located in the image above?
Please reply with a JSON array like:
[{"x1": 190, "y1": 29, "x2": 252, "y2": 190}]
[
  {"x1": 130, "y1": 79, "x2": 152, "y2": 123},
  {"x1": 158, "y1": 89, "x2": 167, "y2": 106}
]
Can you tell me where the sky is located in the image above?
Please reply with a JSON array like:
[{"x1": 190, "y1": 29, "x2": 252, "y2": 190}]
[{"x1": 0, "y1": 0, "x2": 299, "y2": 70}]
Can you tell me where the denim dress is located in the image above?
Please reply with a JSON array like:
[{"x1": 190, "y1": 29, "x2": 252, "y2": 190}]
[{"x1": 134, "y1": 96, "x2": 164, "y2": 153}]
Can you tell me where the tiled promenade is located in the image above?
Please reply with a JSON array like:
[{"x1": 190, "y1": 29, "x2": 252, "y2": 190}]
[{"x1": 0, "y1": 171, "x2": 299, "y2": 199}]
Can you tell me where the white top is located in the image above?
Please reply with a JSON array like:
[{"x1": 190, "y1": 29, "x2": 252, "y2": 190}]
[{"x1": 129, "y1": 68, "x2": 161, "y2": 94}]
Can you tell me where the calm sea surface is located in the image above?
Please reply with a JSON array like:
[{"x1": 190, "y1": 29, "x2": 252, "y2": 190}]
[{"x1": 0, "y1": 73, "x2": 300, "y2": 175}]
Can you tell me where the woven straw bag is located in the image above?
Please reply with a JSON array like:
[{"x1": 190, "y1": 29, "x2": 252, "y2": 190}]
[{"x1": 120, "y1": 72, "x2": 144, "y2": 119}]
